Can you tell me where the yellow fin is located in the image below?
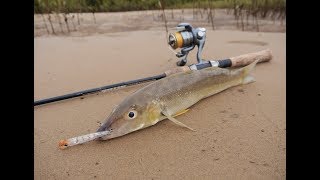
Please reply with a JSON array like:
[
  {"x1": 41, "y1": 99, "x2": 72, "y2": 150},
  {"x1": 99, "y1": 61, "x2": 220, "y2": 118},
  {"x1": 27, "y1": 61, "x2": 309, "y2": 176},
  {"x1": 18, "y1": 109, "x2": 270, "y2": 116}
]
[
  {"x1": 162, "y1": 111, "x2": 195, "y2": 131},
  {"x1": 172, "y1": 109, "x2": 190, "y2": 118}
]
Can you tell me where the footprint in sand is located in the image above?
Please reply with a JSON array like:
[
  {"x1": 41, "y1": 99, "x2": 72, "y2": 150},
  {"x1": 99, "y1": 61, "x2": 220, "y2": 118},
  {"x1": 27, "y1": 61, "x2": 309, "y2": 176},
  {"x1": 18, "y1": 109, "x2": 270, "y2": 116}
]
[{"x1": 228, "y1": 40, "x2": 268, "y2": 46}]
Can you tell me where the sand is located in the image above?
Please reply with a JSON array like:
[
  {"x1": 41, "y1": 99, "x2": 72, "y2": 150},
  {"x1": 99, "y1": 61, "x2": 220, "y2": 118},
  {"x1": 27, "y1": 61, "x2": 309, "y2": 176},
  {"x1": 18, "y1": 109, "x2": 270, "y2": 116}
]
[{"x1": 34, "y1": 14, "x2": 286, "y2": 179}]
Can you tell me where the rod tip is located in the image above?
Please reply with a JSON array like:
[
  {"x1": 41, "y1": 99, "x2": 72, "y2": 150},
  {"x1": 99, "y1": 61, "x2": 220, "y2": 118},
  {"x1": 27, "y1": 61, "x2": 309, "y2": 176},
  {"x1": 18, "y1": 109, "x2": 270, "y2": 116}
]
[{"x1": 58, "y1": 139, "x2": 68, "y2": 150}]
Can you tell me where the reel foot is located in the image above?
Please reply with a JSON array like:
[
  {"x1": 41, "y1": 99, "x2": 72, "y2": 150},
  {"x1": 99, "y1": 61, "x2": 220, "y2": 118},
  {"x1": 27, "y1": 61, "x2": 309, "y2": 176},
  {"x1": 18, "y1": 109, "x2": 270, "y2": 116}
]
[{"x1": 176, "y1": 59, "x2": 187, "y2": 66}]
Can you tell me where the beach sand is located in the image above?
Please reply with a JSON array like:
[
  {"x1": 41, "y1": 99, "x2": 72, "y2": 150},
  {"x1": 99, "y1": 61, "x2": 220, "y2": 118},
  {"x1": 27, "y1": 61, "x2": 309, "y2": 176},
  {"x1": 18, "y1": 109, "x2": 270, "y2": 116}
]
[{"x1": 34, "y1": 16, "x2": 286, "y2": 179}]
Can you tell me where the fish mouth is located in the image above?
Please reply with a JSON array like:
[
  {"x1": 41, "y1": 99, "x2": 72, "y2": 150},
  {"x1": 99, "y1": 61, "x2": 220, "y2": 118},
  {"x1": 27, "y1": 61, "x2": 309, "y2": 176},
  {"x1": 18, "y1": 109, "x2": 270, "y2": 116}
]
[
  {"x1": 97, "y1": 123, "x2": 108, "y2": 132},
  {"x1": 96, "y1": 118, "x2": 113, "y2": 132},
  {"x1": 96, "y1": 120, "x2": 115, "y2": 140}
]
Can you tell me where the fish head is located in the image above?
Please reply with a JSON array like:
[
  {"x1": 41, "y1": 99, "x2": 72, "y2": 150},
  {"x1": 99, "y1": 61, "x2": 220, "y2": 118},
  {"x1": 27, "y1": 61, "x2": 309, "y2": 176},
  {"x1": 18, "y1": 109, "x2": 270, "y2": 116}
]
[{"x1": 96, "y1": 96, "x2": 163, "y2": 140}]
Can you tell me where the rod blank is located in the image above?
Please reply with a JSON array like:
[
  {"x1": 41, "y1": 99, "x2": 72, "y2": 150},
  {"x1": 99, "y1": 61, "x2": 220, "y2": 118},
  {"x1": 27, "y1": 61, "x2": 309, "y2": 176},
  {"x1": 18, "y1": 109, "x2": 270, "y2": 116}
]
[{"x1": 34, "y1": 73, "x2": 166, "y2": 106}]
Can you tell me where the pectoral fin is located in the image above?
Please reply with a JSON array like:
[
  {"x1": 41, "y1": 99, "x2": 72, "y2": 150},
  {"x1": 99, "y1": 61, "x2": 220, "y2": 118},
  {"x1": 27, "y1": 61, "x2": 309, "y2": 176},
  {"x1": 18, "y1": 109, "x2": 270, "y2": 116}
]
[{"x1": 162, "y1": 111, "x2": 195, "y2": 131}]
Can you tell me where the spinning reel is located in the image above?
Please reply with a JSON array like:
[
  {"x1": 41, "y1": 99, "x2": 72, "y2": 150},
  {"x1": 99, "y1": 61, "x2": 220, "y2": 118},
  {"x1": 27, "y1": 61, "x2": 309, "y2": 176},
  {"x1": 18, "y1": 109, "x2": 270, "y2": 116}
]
[{"x1": 168, "y1": 23, "x2": 207, "y2": 66}]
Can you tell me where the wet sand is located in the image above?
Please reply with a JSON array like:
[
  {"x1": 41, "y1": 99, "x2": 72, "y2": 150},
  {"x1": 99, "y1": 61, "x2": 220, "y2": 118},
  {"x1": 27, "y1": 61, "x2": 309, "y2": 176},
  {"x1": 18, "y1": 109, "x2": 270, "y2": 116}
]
[{"x1": 34, "y1": 27, "x2": 286, "y2": 179}]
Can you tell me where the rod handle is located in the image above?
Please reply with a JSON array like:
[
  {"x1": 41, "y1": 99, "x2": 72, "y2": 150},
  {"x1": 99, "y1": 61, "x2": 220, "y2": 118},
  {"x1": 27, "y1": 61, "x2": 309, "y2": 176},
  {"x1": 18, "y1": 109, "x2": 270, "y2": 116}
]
[{"x1": 230, "y1": 49, "x2": 272, "y2": 68}]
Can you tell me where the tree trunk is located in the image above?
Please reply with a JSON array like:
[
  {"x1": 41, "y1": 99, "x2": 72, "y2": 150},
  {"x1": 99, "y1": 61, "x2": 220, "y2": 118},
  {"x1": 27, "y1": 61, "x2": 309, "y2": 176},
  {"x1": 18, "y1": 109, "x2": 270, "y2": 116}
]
[
  {"x1": 71, "y1": 14, "x2": 76, "y2": 31},
  {"x1": 77, "y1": 13, "x2": 80, "y2": 25},
  {"x1": 63, "y1": 13, "x2": 70, "y2": 33},
  {"x1": 55, "y1": 13, "x2": 64, "y2": 33},
  {"x1": 255, "y1": 15, "x2": 259, "y2": 32},
  {"x1": 48, "y1": 14, "x2": 55, "y2": 34},
  {"x1": 41, "y1": 13, "x2": 50, "y2": 34},
  {"x1": 240, "y1": 9, "x2": 244, "y2": 31},
  {"x1": 171, "y1": 8, "x2": 174, "y2": 19},
  {"x1": 92, "y1": 12, "x2": 96, "y2": 24},
  {"x1": 159, "y1": 0, "x2": 168, "y2": 35}
]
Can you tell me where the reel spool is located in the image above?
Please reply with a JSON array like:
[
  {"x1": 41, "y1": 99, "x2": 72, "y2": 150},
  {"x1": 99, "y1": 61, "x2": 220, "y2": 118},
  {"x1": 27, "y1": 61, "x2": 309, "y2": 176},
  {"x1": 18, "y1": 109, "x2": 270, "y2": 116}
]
[{"x1": 168, "y1": 23, "x2": 206, "y2": 66}]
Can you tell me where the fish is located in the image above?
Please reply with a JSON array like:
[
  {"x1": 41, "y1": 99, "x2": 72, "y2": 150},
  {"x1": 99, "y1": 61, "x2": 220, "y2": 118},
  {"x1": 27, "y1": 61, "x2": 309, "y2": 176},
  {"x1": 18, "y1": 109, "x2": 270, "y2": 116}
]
[
  {"x1": 96, "y1": 60, "x2": 258, "y2": 139},
  {"x1": 59, "y1": 60, "x2": 258, "y2": 149}
]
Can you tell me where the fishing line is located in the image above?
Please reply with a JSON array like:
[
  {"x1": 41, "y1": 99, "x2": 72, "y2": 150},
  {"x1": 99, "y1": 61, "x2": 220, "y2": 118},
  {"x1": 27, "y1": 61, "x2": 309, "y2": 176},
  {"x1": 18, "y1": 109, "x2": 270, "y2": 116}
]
[{"x1": 168, "y1": 44, "x2": 178, "y2": 55}]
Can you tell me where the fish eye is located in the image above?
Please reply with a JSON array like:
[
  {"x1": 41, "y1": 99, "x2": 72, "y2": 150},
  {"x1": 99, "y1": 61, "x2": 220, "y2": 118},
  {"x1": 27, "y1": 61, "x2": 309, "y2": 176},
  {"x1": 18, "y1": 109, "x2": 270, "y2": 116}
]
[{"x1": 127, "y1": 110, "x2": 137, "y2": 119}]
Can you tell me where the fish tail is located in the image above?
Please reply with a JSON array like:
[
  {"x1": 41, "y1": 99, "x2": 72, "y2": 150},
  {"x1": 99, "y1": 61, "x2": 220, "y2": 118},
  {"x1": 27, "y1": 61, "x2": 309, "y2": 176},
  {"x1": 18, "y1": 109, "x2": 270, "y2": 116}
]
[
  {"x1": 232, "y1": 59, "x2": 259, "y2": 84},
  {"x1": 243, "y1": 59, "x2": 259, "y2": 76}
]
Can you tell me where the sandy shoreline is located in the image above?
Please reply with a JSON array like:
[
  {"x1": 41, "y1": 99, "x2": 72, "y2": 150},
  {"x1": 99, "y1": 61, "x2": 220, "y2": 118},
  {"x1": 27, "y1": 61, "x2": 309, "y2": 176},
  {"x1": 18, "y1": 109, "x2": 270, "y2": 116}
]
[{"x1": 34, "y1": 28, "x2": 285, "y2": 179}]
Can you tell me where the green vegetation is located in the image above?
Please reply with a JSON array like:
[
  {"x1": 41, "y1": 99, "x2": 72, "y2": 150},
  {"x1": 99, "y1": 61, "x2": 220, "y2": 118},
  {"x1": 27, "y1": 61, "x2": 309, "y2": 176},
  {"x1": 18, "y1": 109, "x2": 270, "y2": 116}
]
[{"x1": 34, "y1": 0, "x2": 286, "y2": 13}]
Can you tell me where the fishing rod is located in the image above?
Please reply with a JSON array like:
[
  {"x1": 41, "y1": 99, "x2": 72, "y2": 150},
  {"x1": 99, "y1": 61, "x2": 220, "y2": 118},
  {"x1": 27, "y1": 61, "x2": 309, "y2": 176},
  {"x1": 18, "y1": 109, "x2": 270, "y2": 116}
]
[{"x1": 34, "y1": 23, "x2": 272, "y2": 107}]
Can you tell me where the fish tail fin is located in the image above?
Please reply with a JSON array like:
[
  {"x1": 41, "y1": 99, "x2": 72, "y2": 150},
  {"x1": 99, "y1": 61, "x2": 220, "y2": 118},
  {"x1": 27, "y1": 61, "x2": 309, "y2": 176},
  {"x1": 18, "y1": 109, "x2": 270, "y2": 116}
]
[
  {"x1": 237, "y1": 59, "x2": 259, "y2": 84},
  {"x1": 243, "y1": 59, "x2": 259, "y2": 76}
]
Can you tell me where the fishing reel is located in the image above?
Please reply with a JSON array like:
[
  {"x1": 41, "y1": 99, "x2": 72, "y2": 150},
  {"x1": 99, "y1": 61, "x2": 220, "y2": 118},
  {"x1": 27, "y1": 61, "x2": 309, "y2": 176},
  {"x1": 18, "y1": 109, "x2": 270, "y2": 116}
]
[{"x1": 168, "y1": 23, "x2": 206, "y2": 66}]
